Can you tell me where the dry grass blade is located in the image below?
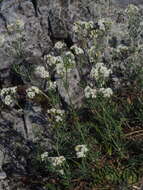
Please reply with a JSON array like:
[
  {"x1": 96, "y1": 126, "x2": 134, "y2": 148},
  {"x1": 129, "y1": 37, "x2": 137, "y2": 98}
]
[{"x1": 125, "y1": 129, "x2": 143, "y2": 139}]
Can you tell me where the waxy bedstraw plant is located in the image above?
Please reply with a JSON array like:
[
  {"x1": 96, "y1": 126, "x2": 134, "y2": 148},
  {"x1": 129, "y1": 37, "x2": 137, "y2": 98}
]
[{"x1": 1, "y1": 3, "x2": 143, "y2": 190}]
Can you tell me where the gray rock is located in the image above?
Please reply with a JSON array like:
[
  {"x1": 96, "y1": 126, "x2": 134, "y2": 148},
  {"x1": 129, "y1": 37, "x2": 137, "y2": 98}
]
[
  {"x1": 0, "y1": 179, "x2": 10, "y2": 190},
  {"x1": 0, "y1": 0, "x2": 51, "y2": 71},
  {"x1": 115, "y1": 0, "x2": 143, "y2": 7},
  {"x1": 57, "y1": 67, "x2": 84, "y2": 107},
  {"x1": 0, "y1": 0, "x2": 143, "y2": 189},
  {"x1": 0, "y1": 172, "x2": 7, "y2": 180},
  {"x1": 0, "y1": 150, "x2": 4, "y2": 170}
]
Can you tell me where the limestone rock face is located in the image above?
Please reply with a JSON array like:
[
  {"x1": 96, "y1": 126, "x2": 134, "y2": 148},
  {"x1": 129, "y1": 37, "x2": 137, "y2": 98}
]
[
  {"x1": 115, "y1": 0, "x2": 143, "y2": 7},
  {"x1": 0, "y1": 0, "x2": 143, "y2": 189}
]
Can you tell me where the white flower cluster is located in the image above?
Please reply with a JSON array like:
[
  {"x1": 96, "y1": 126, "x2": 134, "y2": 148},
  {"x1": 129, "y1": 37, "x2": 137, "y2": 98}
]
[
  {"x1": 54, "y1": 41, "x2": 66, "y2": 49},
  {"x1": 45, "y1": 55, "x2": 63, "y2": 67},
  {"x1": 84, "y1": 86, "x2": 113, "y2": 99},
  {"x1": 75, "y1": 144, "x2": 89, "y2": 158},
  {"x1": 98, "y1": 88, "x2": 113, "y2": 98},
  {"x1": 84, "y1": 86, "x2": 97, "y2": 99},
  {"x1": 15, "y1": 19, "x2": 25, "y2": 29},
  {"x1": 73, "y1": 21, "x2": 94, "y2": 33},
  {"x1": 88, "y1": 46, "x2": 97, "y2": 62},
  {"x1": 0, "y1": 86, "x2": 17, "y2": 106},
  {"x1": 44, "y1": 54, "x2": 74, "y2": 76},
  {"x1": 55, "y1": 52, "x2": 76, "y2": 75},
  {"x1": 48, "y1": 156, "x2": 66, "y2": 167},
  {"x1": 35, "y1": 66, "x2": 49, "y2": 79},
  {"x1": 90, "y1": 62, "x2": 112, "y2": 80},
  {"x1": 65, "y1": 51, "x2": 75, "y2": 60},
  {"x1": 41, "y1": 152, "x2": 66, "y2": 167},
  {"x1": 65, "y1": 51, "x2": 75, "y2": 59},
  {"x1": 3, "y1": 95, "x2": 13, "y2": 106},
  {"x1": 26, "y1": 86, "x2": 40, "y2": 99},
  {"x1": 98, "y1": 18, "x2": 106, "y2": 31},
  {"x1": 47, "y1": 108, "x2": 65, "y2": 123},
  {"x1": 70, "y1": 45, "x2": 84, "y2": 55},
  {"x1": 47, "y1": 81, "x2": 57, "y2": 90},
  {"x1": 116, "y1": 45, "x2": 129, "y2": 53},
  {"x1": 125, "y1": 4, "x2": 139, "y2": 15},
  {"x1": 64, "y1": 51, "x2": 76, "y2": 65},
  {"x1": 44, "y1": 54, "x2": 57, "y2": 66},
  {"x1": 55, "y1": 56, "x2": 74, "y2": 76},
  {"x1": 98, "y1": 18, "x2": 112, "y2": 31},
  {"x1": 58, "y1": 169, "x2": 64, "y2": 175},
  {"x1": 55, "y1": 56, "x2": 63, "y2": 64},
  {"x1": 56, "y1": 62, "x2": 67, "y2": 76},
  {"x1": 7, "y1": 19, "x2": 24, "y2": 32},
  {"x1": 41, "y1": 152, "x2": 49, "y2": 161}
]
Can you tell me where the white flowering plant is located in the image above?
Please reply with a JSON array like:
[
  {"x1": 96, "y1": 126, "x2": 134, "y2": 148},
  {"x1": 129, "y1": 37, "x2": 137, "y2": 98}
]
[
  {"x1": 1, "y1": 2, "x2": 143, "y2": 190},
  {"x1": 0, "y1": 86, "x2": 17, "y2": 106}
]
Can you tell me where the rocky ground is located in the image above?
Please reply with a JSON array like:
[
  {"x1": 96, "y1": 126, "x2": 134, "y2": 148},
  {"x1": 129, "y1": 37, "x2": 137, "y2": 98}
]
[{"x1": 0, "y1": 0, "x2": 143, "y2": 189}]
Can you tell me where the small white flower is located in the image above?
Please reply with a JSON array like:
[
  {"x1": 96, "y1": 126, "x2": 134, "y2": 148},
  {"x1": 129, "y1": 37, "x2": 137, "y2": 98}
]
[
  {"x1": 84, "y1": 86, "x2": 92, "y2": 98},
  {"x1": 45, "y1": 54, "x2": 57, "y2": 66},
  {"x1": 47, "y1": 81, "x2": 57, "y2": 90},
  {"x1": 75, "y1": 145, "x2": 88, "y2": 158},
  {"x1": 63, "y1": 52, "x2": 76, "y2": 68},
  {"x1": 91, "y1": 89, "x2": 97, "y2": 98},
  {"x1": 98, "y1": 88, "x2": 113, "y2": 98},
  {"x1": 0, "y1": 86, "x2": 17, "y2": 106},
  {"x1": 99, "y1": 66, "x2": 111, "y2": 78},
  {"x1": 88, "y1": 46, "x2": 97, "y2": 62},
  {"x1": 55, "y1": 115, "x2": 63, "y2": 122},
  {"x1": 88, "y1": 21, "x2": 94, "y2": 29},
  {"x1": 55, "y1": 56, "x2": 63, "y2": 64},
  {"x1": 58, "y1": 169, "x2": 64, "y2": 175},
  {"x1": 98, "y1": 18, "x2": 106, "y2": 31},
  {"x1": 90, "y1": 67, "x2": 99, "y2": 79},
  {"x1": 57, "y1": 109, "x2": 65, "y2": 115},
  {"x1": 26, "y1": 86, "x2": 40, "y2": 99},
  {"x1": 7, "y1": 23, "x2": 15, "y2": 32},
  {"x1": 41, "y1": 152, "x2": 49, "y2": 161},
  {"x1": 96, "y1": 62, "x2": 104, "y2": 68},
  {"x1": 125, "y1": 4, "x2": 139, "y2": 15},
  {"x1": 4, "y1": 95, "x2": 13, "y2": 106},
  {"x1": 48, "y1": 156, "x2": 66, "y2": 167},
  {"x1": 7, "y1": 19, "x2": 24, "y2": 32},
  {"x1": 103, "y1": 88, "x2": 113, "y2": 97},
  {"x1": 10, "y1": 86, "x2": 17, "y2": 94},
  {"x1": 35, "y1": 66, "x2": 49, "y2": 79},
  {"x1": 84, "y1": 86, "x2": 97, "y2": 99},
  {"x1": 15, "y1": 19, "x2": 25, "y2": 29},
  {"x1": 70, "y1": 45, "x2": 84, "y2": 55},
  {"x1": 54, "y1": 41, "x2": 66, "y2": 49},
  {"x1": 47, "y1": 108, "x2": 65, "y2": 123},
  {"x1": 90, "y1": 63, "x2": 112, "y2": 80},
  {"x1": 0, "y1": 88, "x2": 9, "y2": 97},
  {"x1": 27, "y1": 91, "x2": 35, "y2": 99},
  {"x1": 116, "y1": 45, "x2": 128, "y2": 53},
  {"x1": 31, "y1": 86, "x2": 40, "y2": 93},
  {"x1": 56, "y1": 63, "x2": 66, "y2": 76},
  {"x1": 76, "y1": 151, "x2": 87, "y2": 158},
  {"x1": 0, "y1": 86, "x2": 17, "y2": 96},
  {"x1": 73, "y1": 25, "x2": 78, "y2": 33},
  {"x1": 73, "y1": 21, "x2": 94, "y2": 32},
  {"x1": 65, "y1": 51, "x2": 75, "y2": 58},
  {"x1": 48, "y1": 108, "x2": 56, "y2": 113}
]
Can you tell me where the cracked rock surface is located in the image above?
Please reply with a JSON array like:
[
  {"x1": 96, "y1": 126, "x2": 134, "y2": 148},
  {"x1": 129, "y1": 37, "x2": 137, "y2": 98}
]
[{"x1": 0, "y1": 0, "x2": 143, "y2": 189}]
